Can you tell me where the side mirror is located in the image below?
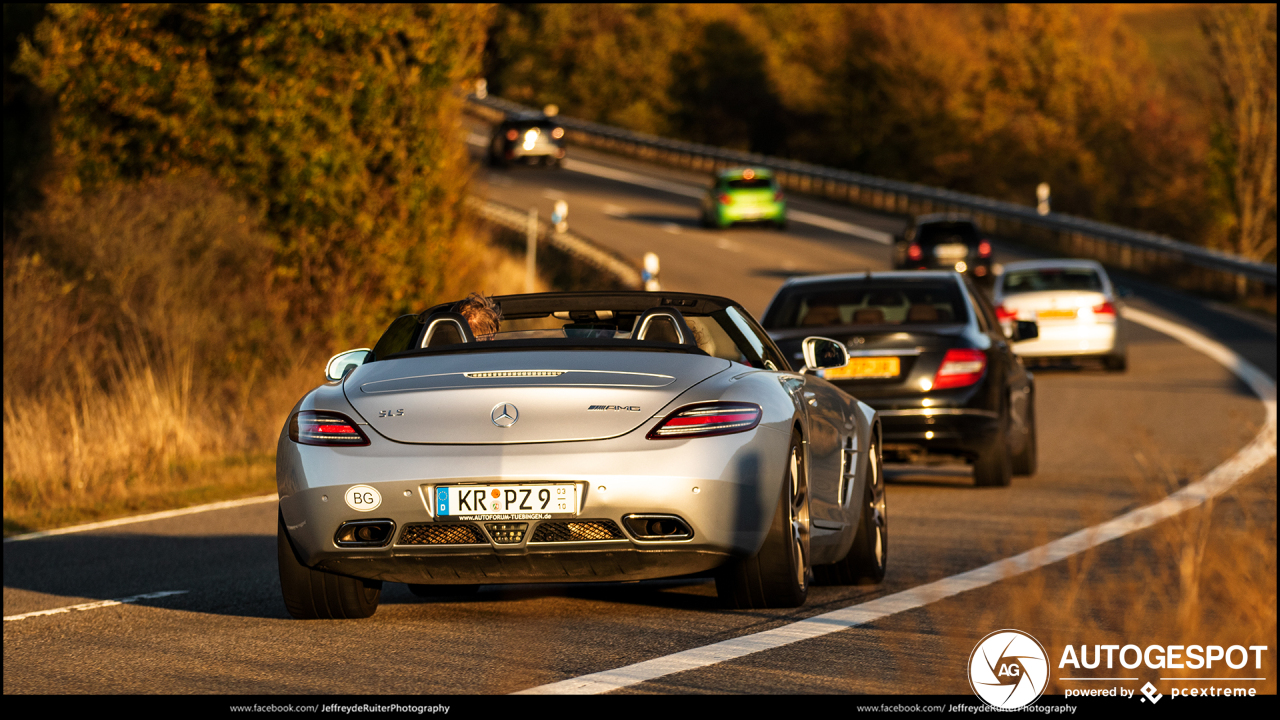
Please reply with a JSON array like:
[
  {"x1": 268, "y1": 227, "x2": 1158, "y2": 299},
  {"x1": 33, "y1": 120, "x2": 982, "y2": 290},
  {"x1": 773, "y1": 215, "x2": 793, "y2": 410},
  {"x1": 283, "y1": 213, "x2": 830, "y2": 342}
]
[
  {"x1": 1011, "y1": 321, "x2": 1039, "y2": 343},
  {"x1": 802, "y1": 336, "x2": 850, "y2": 371},
  {"x1": 325, "y1": 348, "x2": 372, "y2": 382}
]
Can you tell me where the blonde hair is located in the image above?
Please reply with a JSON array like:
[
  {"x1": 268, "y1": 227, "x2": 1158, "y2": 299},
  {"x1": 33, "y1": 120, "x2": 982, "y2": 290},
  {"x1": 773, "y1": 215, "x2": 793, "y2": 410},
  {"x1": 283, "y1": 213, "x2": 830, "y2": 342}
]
[{"x1": 453, "y1": 292, "x2": 501, "y2": 336}]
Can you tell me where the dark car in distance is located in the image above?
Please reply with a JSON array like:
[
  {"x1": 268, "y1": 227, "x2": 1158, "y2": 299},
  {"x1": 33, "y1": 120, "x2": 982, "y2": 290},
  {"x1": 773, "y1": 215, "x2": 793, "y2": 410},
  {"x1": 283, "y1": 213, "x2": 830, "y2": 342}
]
[
  {"x1": 893, "y1": 214, "x2": 994, "y2": 282},
  {"x1": 488, "y1": 112, "x2": 566, "y2": 168},
  {"x1": 762, "y1": 271, "x2": 1038, "y2": 486}
]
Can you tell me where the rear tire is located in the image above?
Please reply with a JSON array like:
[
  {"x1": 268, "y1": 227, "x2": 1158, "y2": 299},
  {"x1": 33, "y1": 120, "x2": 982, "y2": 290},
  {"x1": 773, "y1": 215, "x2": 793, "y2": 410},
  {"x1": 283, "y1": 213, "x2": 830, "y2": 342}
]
[
  {"x1": 973, "y1": 413, "x2": 1012, "y2": 487},
  {"x1": 815, "y1": 432, "x2": 887, "y2": 585},
  {"x1": 278, "y1": 512, "x2": 381, "y2": 619},
  {"x1": 716, "y1": 435, "x2": 811, "y2": 608}
]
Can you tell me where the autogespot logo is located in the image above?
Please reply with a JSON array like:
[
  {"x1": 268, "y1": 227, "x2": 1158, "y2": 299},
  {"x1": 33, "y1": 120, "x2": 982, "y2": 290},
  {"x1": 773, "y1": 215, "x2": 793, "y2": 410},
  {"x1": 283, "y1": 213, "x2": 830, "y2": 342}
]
[{"x1": 968, "y1": 629, "x2": 1050, "y2": 709}]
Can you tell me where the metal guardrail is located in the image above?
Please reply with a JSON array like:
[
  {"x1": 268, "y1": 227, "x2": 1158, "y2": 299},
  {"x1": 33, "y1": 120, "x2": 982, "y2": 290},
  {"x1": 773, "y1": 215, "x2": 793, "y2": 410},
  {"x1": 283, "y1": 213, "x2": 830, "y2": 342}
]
[
  {"x1": 468, "y1": 196, "x2": 643, "y2": 289},
  {"x1": 469, "y1": 94, "x2": 1276, "y2": 296}
]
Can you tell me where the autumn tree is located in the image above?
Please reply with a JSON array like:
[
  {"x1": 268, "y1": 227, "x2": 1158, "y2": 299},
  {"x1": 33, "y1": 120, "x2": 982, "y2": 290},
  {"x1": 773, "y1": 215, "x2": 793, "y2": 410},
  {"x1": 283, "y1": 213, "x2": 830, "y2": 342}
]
[
  {"x1": 1202, "y1": 4, "x2": 1277, "y2": 263},
  {"x1": 15, "y1": 4, "x2": 491, "y2": 342}
]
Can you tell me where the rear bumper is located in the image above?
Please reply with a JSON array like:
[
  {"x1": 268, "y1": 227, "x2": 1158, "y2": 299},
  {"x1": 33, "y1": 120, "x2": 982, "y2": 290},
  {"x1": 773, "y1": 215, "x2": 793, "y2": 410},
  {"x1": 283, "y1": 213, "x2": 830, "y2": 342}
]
[
  {"x1": 877, "y1": 408, "x2": 999, "y2": 457},
  {"x1": 503, "y1": 143, "x2": 564, "y2": 160},
  {"x1": 276, "y1": 425, "x2": 791, "y2": 584},
  {"x1": 1013, "y1": 322, "x2": 1118, "y2": 357},
  {"x1": 309, "y1": 545, "x2": 729, "y2": 585},
  {"x1": 719, "y1": 204, "x2": 785, "y2": 224},
  {"x1": 895, "y1": 258, "x2": 994, "y2": 277}
]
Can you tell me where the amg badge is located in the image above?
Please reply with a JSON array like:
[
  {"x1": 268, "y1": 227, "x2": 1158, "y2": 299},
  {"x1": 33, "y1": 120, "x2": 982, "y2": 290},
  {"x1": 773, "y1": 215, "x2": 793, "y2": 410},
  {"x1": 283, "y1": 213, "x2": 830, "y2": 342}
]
[{"x1": 588, "y1": 405, "x2": 641, "y2": 412}]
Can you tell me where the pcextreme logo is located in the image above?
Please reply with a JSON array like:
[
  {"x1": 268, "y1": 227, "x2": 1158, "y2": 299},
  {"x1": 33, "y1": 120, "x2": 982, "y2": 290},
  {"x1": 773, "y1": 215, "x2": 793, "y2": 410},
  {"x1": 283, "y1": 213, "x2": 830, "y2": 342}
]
[{"x1": 969, "y1": 629, "x2": 1050, "y2": 709}]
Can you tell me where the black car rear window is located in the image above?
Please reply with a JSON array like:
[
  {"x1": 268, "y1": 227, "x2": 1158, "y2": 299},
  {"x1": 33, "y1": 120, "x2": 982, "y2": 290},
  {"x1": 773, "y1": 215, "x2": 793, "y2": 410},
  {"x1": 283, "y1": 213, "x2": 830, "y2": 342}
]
[
  {"x1": 764, "y1": 280, "x2": 969, "y2": 328},
  {"x1": 914, "y1": 222, "x2": 979, "y2": 247},
  {"x1": 1002, "y1": 267, "x2": 1103, "y2": 294}
]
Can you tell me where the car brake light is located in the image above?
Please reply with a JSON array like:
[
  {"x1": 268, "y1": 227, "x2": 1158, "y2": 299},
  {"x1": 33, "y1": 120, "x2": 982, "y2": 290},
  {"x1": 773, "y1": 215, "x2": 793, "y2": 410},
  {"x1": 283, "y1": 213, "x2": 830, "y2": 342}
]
[
  {"x1": 1092, "y1": 301, "x2": 1116, "y2": 318},
  {"x1": 505, "y1": 129, "x2": 518, "y2": 141},
  {"x1": 718, "y1": 193, "x2": 732, "y2": 205},
  {"x1": 995, "y1": 305, "x2": 1017, "y2": 322},
  {"x1": 978, "y1": 240, "x2": 992, "y2": 257},
  {"x1": 932, "y1": 349, "x2": 987, "y2": 390},
  {"x1": 289, "y1": 410, "x2": 371, "y2": 446},
  {"x1": 907, "y1": 244, "x2": 923, "y2": 261},
  {"x1": 647, "y1": 402, "x2": 762, "y2": 439}
]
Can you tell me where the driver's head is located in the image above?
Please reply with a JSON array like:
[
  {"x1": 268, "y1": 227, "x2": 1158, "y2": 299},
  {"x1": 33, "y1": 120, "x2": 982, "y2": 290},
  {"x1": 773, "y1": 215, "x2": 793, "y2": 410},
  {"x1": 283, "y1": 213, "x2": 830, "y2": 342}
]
[{"x1": 453, "y1": 292, "x2": 502, "y2": 337}]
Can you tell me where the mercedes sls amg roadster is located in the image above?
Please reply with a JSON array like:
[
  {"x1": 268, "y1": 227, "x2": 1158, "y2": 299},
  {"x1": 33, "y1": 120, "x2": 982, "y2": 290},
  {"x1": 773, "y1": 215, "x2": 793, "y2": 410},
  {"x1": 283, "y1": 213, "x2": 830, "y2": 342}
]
[{"x1": 276, "y1": 292, "x2": 885, "y2": 618}]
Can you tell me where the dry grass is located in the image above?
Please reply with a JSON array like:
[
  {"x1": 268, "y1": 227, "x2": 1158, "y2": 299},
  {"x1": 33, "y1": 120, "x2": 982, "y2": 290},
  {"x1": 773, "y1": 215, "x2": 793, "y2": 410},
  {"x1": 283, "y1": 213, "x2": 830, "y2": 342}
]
[
  {"x1": 919, "y1": 444, "x2": 1278, "y2": 697},
  {"x1": 2, "y1": 177, "x2": 551, "y2": 535}
]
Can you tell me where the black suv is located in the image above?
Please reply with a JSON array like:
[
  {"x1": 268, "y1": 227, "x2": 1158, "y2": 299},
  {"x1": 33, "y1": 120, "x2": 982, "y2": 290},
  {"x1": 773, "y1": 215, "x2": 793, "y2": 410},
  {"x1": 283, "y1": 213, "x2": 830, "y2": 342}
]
[
  {"x1": 893, "y1": 214, "x2": 994, "y2": 282},
  {"x1": 488, "y1": 113, "x2": 566, "y2": 168}
]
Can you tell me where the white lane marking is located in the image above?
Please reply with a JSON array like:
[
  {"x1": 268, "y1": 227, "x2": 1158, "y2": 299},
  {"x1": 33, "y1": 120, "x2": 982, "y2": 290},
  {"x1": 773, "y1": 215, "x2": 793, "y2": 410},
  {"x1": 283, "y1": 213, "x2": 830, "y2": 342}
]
[
  {"x1": 517, "y1": 309, "x2": 1276, "y2": 695},
  {"x1": 4, "y1": 591, "x2": 189, "y2": 622},
  {"x1": 662, "y1": 223, "x2": 682, "y2": 234},
  {"x1": 563, "y1": 159, "x2": 893, "y2": 243},
  {"x1": 4, "y1": 494, "x2": 278, "y2": 543},
  {"x1": 788, "y1": 210, "x2": 894, "y2": 245}
]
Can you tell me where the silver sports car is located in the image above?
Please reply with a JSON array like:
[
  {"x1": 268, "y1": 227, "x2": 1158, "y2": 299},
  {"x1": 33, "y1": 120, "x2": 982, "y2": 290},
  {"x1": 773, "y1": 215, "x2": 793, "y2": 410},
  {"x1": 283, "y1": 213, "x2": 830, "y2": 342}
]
[{"x1": 276, "y1": 292, "x2": 886, "y2": 618}]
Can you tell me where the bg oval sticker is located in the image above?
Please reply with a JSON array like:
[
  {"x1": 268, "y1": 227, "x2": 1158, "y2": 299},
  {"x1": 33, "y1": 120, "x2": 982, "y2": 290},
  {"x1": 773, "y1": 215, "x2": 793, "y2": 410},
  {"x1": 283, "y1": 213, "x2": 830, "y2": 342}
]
[{"x1": 344, "y1": 485, "x2": 382, "y2": 512}]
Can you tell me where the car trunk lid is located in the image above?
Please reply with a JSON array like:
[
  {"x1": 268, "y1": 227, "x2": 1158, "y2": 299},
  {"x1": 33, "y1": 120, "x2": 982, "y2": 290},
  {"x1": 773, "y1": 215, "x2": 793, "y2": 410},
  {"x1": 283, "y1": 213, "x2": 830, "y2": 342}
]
[{"x1": 346, "y1": 350, "x2": 731, "y2": 444}]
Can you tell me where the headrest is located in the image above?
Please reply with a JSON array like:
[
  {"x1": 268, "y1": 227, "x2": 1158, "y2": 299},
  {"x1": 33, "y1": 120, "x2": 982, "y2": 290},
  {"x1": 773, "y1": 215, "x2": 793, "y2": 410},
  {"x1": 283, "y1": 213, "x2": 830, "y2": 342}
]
[
  {"x1": 419, "y1": 312, "x2": 477, "y2": 348},
  {"x1": 633, "y1": 306, "x2": 698, "y2": 346}
]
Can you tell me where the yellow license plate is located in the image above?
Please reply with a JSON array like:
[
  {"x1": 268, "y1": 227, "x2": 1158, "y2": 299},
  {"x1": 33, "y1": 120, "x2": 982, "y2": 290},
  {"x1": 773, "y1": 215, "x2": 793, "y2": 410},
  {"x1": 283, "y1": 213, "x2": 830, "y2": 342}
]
[
  {"x1": 1038, "y1": 309, "x2": 1077, "y2": 319},
  {"x1": 824, "y1": 357, "x2": 900, "y2": 380}
]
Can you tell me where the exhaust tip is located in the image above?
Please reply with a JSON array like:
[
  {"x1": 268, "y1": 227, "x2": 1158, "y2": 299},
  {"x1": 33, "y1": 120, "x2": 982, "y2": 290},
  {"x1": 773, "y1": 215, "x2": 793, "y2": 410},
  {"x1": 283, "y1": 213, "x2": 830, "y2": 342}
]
[
  {"x1": 334, "y1": 519, "x2": 395, "y2": 548},
  {"x1": 622, "y1": 514, "x2": 693, "y2": 541}
]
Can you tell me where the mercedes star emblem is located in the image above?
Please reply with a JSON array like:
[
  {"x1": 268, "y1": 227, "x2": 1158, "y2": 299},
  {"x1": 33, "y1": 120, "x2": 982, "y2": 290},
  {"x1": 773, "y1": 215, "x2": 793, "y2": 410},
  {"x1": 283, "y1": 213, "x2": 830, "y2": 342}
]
[{"x1": 491, "y1": 402, "x2": 519, "y2": 428}]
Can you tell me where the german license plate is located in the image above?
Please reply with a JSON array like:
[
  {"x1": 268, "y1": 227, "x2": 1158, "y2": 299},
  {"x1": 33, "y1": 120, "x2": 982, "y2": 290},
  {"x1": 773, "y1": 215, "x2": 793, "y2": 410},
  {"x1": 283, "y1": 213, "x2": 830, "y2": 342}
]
[
  {"x1": 934, "y1": 243, "x2": 968, "y2": 259},
  {"x1": 1038, "y1": 309, "x2": 1077, "y2": 319},
  {"x1": 824, "y1": 356, "x2": 900, "y2": 380},
  {"x1": 435, "y1": 484, "x2": 578, "y2": 520}
]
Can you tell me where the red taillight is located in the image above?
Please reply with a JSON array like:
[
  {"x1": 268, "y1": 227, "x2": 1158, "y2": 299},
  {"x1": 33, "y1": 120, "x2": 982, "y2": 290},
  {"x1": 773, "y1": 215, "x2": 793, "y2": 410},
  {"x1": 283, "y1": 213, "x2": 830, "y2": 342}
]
[
  {"x1": 907, "y1": 244, "x2": 923, "y2": 261},
  {"x1": 978, "y1": 240, "x2": 992, "y2": 257},
  {"x1": 718, "y1": 193, "x2": 733, "y2": 205},
  {"x1": 505, "y1": 129, "x2": 518, "y2": 141},
  {"x1": 995, "y1": 305, "x2": 1017, "y2": 322},
  {"x1": 647, "y1": 402, "x2": 762, "y2": 439},
  {"x1": 932, "y1": 349, "x2": 987, "y2": 390},
  {"x1": 1092, "y1": 301, "x2": 1116, "y2": 318},
  {"x1": 289, "y1": 410, "x2": 371, "y2": 446}
]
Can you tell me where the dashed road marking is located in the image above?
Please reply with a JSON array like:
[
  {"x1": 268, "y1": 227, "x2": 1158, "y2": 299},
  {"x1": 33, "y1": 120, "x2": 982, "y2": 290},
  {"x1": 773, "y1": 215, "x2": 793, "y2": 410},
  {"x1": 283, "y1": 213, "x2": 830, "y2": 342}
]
[
  {"x1": 4, "y1": 591, "x2": 189, "y2": 622},
  {"x1": 4, "y1": 494, "x2": 278, "y2": 543}
]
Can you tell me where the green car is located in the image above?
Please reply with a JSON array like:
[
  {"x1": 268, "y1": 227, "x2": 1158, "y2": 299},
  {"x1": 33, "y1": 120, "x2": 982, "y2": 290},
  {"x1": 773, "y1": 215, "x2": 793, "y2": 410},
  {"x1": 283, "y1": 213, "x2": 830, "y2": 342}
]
[{"x1": 701, "y1": 167, "x2": 787, "y2": 230}]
